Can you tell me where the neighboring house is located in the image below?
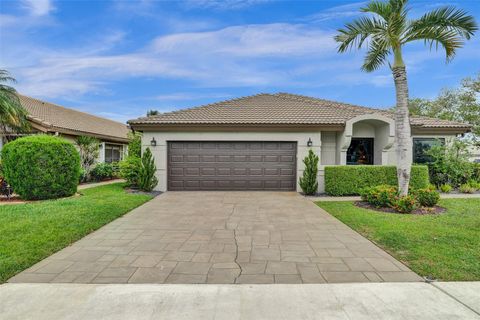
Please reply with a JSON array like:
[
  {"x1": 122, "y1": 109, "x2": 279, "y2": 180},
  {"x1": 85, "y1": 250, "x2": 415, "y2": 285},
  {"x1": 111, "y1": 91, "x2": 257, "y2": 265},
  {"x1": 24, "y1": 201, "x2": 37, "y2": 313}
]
[
  {"x1": 0, "y1": 95, "x2": 130, "y2": 163},
  {"x1": 468, "y1": 144, "x2": 480, "y2": 163},
  {"x1": 128, "y1": 93, "x2": 471, "y2": 193}
]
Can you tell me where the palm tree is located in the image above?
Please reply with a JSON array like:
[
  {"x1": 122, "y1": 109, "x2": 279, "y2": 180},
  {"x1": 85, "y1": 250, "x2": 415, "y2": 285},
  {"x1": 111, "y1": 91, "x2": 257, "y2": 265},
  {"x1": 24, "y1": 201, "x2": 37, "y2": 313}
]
[
  {"x1": 334, "y1": 0, "x2": 477, "y2": 195},
  {"x1": 0, "y1": 69, "x2": 29, "y2": 133}
]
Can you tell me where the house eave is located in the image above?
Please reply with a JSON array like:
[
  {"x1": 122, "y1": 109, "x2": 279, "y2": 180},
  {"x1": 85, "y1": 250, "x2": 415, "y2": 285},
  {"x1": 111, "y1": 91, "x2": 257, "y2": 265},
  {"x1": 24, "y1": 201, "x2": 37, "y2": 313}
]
[
  {"x1": 129, "y1": 123, "x2": 345, "y2": 132},
  {"x1": 25, "y1": 117, "x2": 129, "y2": 143}
]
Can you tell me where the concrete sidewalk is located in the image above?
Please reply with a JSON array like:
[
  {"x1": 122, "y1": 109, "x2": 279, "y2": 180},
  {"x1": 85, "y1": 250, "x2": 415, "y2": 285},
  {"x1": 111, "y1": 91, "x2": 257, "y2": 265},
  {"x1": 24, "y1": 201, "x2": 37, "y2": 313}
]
[
  {"x1": 77, "y1": 179, "x2": 125, "y2": 190},
  {"x1": 1, "y1": 282, "x2": 479, "y2": 319}
]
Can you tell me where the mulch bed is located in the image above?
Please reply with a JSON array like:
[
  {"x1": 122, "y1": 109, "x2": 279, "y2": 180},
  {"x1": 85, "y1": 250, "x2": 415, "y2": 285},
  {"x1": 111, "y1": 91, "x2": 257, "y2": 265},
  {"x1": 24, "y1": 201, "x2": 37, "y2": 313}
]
[
  {"x1": 355, "y1": 201, "x2": 446, "y2": 215},
  {"x1": 0, "y1": 196, "x2": 26, "y2": 205},
  {"x1": 125, "y1": 188, "x2": 162, "y2": 197}
]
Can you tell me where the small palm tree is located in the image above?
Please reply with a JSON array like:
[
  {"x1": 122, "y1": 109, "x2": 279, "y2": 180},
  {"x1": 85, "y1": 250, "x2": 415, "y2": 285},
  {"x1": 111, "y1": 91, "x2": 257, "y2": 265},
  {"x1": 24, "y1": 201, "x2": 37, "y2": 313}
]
[
  {"x1": 0, "y1": 70, "x2": 29, "y2": 133},
  {"x1": 335, "y1": 0, "x2": 477, "y2": 195}
]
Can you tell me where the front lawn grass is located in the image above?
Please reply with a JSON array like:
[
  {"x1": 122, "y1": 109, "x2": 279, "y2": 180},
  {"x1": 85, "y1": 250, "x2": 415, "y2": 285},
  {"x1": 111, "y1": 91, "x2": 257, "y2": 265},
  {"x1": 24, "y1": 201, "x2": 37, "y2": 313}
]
[
  {"x1": 0, "y1": 183, "x2": 153, "y2": 283},
  {"x1": 316, "y1": 199, "x2": 480, "y2": 281}
]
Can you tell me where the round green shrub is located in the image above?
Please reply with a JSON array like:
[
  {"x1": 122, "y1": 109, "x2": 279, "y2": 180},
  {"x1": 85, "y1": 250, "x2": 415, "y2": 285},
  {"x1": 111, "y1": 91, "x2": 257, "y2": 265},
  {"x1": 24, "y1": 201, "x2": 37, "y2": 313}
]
[
  {"x1": 1, "y1": 135, "x2": 80, "y2": 200},
  {"x1": 360, "y1": 185, "x2": 398, "y2": 208},
  {"x1": 119, "y1": 156, "x2": 141, "y2": 187},
  {"x1": 90, "y1": 162, "x2": 115, "y2": 181},
  {"x1": 393, "y1": 195, "x2": 418, "y2": 213},
  {"x1": 415, "y1": 188, "x2": 440, "y2": 207}
]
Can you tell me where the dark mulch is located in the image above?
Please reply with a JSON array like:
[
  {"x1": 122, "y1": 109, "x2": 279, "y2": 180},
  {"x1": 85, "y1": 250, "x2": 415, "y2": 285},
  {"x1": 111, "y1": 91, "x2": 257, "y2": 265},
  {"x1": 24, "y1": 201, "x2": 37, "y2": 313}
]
[
  {"x1": 0, "y1": 196, "x2": 24, "y2": 204},
  {"x1": 125, "y1": 188, "x2": 162, "y2": 197},
  {"x1": 354, "y1": 201, "x2": 446, "y2": 215}
]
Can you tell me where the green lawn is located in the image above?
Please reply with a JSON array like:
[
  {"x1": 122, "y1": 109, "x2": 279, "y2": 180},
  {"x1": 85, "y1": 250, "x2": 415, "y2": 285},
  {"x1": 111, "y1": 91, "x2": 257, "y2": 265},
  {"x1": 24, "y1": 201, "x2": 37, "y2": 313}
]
[
  {"x1": 0, "y1": 183, "x2": 153, "y2": 283},
  {"x1": 316, "y1": 199, "x2": 480, "y2": 281}
]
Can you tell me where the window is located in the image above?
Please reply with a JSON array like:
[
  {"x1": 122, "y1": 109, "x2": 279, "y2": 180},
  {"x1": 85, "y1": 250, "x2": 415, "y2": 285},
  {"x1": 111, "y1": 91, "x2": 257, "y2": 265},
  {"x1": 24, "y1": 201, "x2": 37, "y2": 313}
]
[
  {"x1": 347, "y1": 138, "x2": 374, "y2": 165},
  {"x1": 104, "y1": 144, "x2": 123, "y2": 163},
  {"x1": 413, "y1": 138, "x2": 445, "y2": 163}
]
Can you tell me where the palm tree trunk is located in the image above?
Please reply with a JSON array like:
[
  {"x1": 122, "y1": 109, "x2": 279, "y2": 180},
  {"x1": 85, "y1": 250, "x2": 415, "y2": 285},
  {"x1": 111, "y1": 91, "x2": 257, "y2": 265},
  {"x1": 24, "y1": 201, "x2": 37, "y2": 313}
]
[{"x1": 392, "y1": 66, "x2": 412, "y2": 196}]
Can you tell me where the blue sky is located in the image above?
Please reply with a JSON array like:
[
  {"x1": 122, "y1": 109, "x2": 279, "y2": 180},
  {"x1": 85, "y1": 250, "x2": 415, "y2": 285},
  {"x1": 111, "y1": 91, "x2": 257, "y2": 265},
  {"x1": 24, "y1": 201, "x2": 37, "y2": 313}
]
[{"x1": 1, "y1": 0, "x2": 479, "y2": 123}]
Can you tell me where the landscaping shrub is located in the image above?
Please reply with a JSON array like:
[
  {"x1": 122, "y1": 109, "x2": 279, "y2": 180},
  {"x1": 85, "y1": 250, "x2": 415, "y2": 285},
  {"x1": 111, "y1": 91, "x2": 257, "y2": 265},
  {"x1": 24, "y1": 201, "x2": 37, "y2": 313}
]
[
  {"x1": 90, "y1": 162, "x2": 115, "y2": 181},
  {"x1": 0, "y1": 160, "x2": 12, "y2": 198},
  {"x1": 1, "y1": 135, "x2": 80, "y2": 200},
  {"x1": 138, "y1": 148, "x2": 158, "y2": 192},
  {"x1": 472, "y1": 163, "x2": 480, "y2": 182},
  {"x1": 415, "y1": 188, "x2": 440, "y2": 207},
  {"x1": 468, "y1": 180, "x2": 480, "y2": 190},
  {"x1": 392, "y1": 195, "x2": 418, "y2": 213},
  {"x1": 427, "y1": 141, "x2": 473, "y2": 187},
  {"x1": 439, "y1": 184, "x2": 453, "y2": 193},
  {"x1": 299, "y1": 149, "x2": 319, "y2": 195},
  {"x1": 119, "y1": 156, "x2": 141, "y2": 187},
  {"x1": 324, "y1": 165, "x2": 429, "y2": 196},
  {"x1": 75, "y1": 136, "x2": 100, "y2": 182},
  {"x1": 360, "y1": 185, "x2": 397, "y2": 208},
  {"x1": 127, "y1": 131, "x2": 142, "y2": 158},
  {"x1": 459, "y1": 183, "x2": 476, "y2": 194}
]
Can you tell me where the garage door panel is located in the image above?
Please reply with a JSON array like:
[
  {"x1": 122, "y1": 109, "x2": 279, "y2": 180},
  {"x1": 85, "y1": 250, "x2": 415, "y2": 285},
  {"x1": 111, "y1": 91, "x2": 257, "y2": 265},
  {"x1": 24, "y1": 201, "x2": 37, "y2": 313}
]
[
  {"x1": 233, "y1": 168, "x2": 247, "y2": 175},
  {"x1": 280, "y1": 155, "x2": 295, "y2": 162},
  {"x1": 264, "y1": 168, "x2": 279, "y2": 176},
  {"x1": 186, "y1": 155, "x2": 200, "y2": 162},
  {"x1": 185, "y1": 168, "x2": 200, "y2": 176},
  {"x1": 249, "y1": 155, "x2": 263, "y2": 162},
  {"x1": 217, "y1": 155, "x2": 232, "y2": 162},
  {"x1": 217, "y1": 168, "x2": 231, "y2": 176},
  {"x1": 202, "y1": 155, "x2": 216, "y2": 162},
  {"x1": 170, "y1": 155, "x2": 184, "y2": 163},
  {"x1": 249, "y1": 168, "x2": 263, "y2": 175},
  {"x1": 168, "y1": 141, "x2": 296, "y2": 191},
  {"x1": 201, "y1": 168, "x2": 216, "y2": 176},
  {"x1": 280, "y1": 168, "x2": 295, "y2": 176},
  {"x1": 170, "y1": 168, "x2": 184, "y2": 176},
  {"x1": 264, "y1": 155, "x2": 279, "y2": 162},
  {"x1": 233, "y1": 155, "x2": 247, "y2": 162}
]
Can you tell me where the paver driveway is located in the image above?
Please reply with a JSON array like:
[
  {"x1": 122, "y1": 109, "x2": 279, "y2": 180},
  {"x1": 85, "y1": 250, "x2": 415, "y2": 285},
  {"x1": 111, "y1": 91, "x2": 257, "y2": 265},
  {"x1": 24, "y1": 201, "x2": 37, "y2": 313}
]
[{"x1": 10, "y1": 192, "x2": 421, "y2": 284}]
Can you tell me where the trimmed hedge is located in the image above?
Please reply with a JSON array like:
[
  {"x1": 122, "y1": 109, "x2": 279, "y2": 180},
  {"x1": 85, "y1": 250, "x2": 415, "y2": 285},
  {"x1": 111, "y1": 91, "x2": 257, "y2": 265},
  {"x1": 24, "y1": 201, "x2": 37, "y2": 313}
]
[
  {"x1": 325, "y1": 165, "x2": 430, "y2": 196},
  {"x1": 1, "y1": 135, "x2": 80, "y2": 200}
]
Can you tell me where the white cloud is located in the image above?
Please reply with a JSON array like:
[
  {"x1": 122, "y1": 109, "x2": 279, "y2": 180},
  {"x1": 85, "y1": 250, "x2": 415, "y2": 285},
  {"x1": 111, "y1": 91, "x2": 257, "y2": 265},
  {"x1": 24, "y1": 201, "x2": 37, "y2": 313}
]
[
  {"x1": 151, "y1": 24, "x2": 336, "y2": 57},
  {"x1": 21, "y1": 0, "x2": 54, "y2": 16},
  {"x1": 9, "y1": 23, "x2": 339, "y2": 98},
  {"x1": 4, "y1": 3, "x2": 469, "y2": 102},
  {"x1": 306, "y1": 2, "x2": 365, "y2": 22}
]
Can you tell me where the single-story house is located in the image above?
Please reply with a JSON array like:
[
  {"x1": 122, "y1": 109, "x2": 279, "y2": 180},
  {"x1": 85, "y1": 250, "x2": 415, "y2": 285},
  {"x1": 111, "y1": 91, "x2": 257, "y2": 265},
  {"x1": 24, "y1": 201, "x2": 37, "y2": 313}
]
[
  {"x1": 128, "y1": 93, "x2": 471, "y2": 193},
  {"x1": 0, "y1": 95, "x2": 130, "y2": 163}
]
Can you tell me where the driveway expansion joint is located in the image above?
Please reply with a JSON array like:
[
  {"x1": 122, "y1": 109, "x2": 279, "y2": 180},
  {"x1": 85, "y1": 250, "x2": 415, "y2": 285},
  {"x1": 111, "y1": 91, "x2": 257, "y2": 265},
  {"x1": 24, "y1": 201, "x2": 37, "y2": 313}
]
[{"x1": 430, "y1": 282, "x2": 480, "y2": 316}]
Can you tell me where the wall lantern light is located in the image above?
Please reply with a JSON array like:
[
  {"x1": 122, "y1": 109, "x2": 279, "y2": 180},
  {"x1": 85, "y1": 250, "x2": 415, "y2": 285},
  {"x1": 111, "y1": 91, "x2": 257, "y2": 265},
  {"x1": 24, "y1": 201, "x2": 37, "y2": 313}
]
[
  {"x1": 150, "y1": 137, "x2": 157, "y2": 147},
  {"x1": 307, "y1": 138, "x2": 313, "y2": 147}
]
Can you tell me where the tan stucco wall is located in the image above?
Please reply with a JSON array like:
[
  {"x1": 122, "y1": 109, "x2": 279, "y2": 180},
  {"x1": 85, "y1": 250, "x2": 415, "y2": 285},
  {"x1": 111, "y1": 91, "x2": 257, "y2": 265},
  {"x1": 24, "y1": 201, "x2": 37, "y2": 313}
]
[
  {"x1": 141, "y1": 129, "x2": 462, "y2": 194},
  {"x1": 142, "y1": 131, "x2": 322, "y2": 192}
]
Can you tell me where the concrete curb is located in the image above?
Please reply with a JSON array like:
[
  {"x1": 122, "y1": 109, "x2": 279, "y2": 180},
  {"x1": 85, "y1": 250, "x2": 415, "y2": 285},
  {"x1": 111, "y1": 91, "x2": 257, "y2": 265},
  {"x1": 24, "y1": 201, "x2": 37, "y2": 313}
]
[{"x1": 1, "y1": 282, "x2": 479, "y2": 319}]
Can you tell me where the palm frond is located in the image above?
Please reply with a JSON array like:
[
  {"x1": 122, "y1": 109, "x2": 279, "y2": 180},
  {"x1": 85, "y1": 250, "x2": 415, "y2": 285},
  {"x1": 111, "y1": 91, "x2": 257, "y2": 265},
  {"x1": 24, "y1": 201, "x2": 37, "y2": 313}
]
[
  {"x1": 404, "y1": 6, "x2": 477, "y2": 62},
  {"x1": 406, "y1": 6, "x2": 477, "y2": 41},
  {"x1": 361, "y1": 1, "x2": 391, "y2": 20},
  {"x1": 405, "y1": 28, "x2": 464, "y2": 61},
  {"x1": 0, "y1": 70, "x2": 17, "y2": 84},
  {"x1": 334, "y1": 16, "x2": 386, "y2": 52},
  {"x1": 362, "y1": 38, "x2": 391, "y2": 72},
  {"x1": 0, "y1": 70, "x2": 29, "y2": 131},
  {"x1": 389, "y1": 0, "x2": 408, "y2": 14}
]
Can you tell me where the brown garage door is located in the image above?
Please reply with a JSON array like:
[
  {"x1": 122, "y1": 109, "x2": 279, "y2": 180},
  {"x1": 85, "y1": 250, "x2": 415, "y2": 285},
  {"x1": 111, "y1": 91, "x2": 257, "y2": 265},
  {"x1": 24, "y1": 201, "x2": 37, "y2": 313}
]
[{"x1": 168, "y1": 141, "x2": 297, "y2": 191}]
